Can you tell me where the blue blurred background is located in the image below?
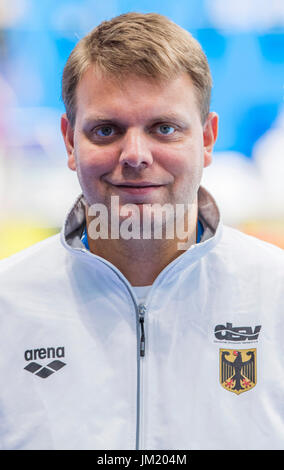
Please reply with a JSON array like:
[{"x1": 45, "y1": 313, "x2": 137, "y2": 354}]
[{"x1": 0, "y1": 0, "x2": 283, "y2": 257}]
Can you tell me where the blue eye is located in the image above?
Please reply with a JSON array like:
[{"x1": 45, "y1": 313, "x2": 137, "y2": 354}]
[
  {"x1": 157, "y1": 125, "x2": 175, "y2": 135},
  {"x1": 97, "y1": 126, "x2": 114, "y2": 137}
]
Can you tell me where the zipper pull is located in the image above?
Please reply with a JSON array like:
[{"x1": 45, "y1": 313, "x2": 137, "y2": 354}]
[{"x1": 139, "y1": 304, "x2": 146, "y2": 357}]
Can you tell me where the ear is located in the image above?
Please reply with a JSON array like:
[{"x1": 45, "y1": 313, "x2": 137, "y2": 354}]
[
  {"x1": 61, "y1": 113, "x2": 76, "y2": 171},
  {"x1": 203, "y1": 112, "x2": 218, "y2": 168}
]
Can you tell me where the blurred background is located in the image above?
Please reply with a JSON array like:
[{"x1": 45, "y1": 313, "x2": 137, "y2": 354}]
[{"x1": 0, "y1": 0, "x2": 283, "y2": 259}]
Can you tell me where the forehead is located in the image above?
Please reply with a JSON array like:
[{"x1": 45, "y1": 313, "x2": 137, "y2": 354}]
[{"x1": 75, "y1": 66, "x2": 201, "y2": 124}]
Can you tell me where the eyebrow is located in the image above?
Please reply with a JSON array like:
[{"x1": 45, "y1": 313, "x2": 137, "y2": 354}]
[
  {"x1": 82, "y1": 113, "x2": 190, "y2": 130},
  {"x1": 149, "y1": 114, "x2": 190, "y2": 128}
]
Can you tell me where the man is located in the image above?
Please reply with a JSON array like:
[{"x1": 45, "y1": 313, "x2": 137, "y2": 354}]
[{"x1": 0, "y1": 12, "x2": 283, "y2": 450}]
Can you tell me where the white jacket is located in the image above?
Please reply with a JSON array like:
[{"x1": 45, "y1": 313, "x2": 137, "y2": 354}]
[{"x1": 0, "y1": 187, "x2": 284, "y2": 450}]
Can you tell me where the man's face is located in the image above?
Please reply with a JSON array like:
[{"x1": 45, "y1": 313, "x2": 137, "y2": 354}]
[{"x1": 61, "y1": 67, "x2": 218, "y2": 217}]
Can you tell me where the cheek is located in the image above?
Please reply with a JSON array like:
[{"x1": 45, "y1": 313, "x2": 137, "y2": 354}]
[
  {"x1": 161, "y1": 143, "x2": 204, "y2": 204},
  {"x1": 160, "y1": 144, "x2": 203, "y2": 178},
  {"x1": 75, "y1": 139, "x2": 116, "y2": 178}
]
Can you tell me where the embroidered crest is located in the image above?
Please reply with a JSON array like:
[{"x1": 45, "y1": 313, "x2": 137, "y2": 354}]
[{"x1": 220, "y1": 348, "x2": 257, "y2": 395}]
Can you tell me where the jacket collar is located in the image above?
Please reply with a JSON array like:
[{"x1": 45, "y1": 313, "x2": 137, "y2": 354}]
[
  {"x1": 197, "y1": 185, "x2": 221, "y2": 242},
  {"x1": 61, "y1": 185, "x2": 221, "y2": 251}
]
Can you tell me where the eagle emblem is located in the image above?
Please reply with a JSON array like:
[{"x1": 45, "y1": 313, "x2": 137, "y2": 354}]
[{"x1": 220, "y1": 348, "x2": 257, "y2": 395}]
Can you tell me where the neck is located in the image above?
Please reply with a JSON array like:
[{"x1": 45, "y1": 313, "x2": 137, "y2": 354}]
[{"x1": 86, "y1": 204, "x2": 198, "y2": 286}]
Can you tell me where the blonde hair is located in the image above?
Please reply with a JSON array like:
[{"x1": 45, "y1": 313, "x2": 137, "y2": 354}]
[{"x1": 62, "y1": 12, "x2": 212, "y2": 127}]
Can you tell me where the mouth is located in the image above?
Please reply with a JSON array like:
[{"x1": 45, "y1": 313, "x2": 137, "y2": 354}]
[{"x1": 108, "y1": 181, "x2": 164, "y2": 195}]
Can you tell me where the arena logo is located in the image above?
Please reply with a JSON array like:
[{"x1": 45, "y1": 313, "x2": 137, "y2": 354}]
[
  {"x1": 24, "y1": 346, "x2": 66, "y2": 379},
  {"x1": 87, "y1": 196, "x2": 198, "y2": 250}
]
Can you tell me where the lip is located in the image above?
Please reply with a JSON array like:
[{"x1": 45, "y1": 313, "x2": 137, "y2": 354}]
[{"x1": 107, "y1": 181, "x2": 164, "y2": 195}]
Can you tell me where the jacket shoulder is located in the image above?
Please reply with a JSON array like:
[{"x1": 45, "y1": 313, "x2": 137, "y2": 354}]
[
  {"x1": 220, "y1": 225, "x2": 284, "y2": 268},
  {"x1": 0, "y1": 234, "x2": 65, "y2": 278}
]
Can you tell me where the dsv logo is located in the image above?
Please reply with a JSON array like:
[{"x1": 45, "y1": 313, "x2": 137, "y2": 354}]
[
  {"x1": 214, "y1": 323, "x2": 261, "y2": 342},
  {"x1": 24, "y1": 346, "x2": 66, "y2": 379}
]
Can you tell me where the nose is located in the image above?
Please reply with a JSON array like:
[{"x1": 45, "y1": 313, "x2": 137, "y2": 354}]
[{"x1": 119, "y1": 129, "x2": 153, "y2": 169}]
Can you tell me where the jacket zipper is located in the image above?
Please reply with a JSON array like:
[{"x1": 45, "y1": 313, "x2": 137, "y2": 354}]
[
  {"x1": 137, "y1": 303, "x2": 146, "y2": 450},
  {"x1": 139, "y1": 304, "x2": 146, "y2": 357}
]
